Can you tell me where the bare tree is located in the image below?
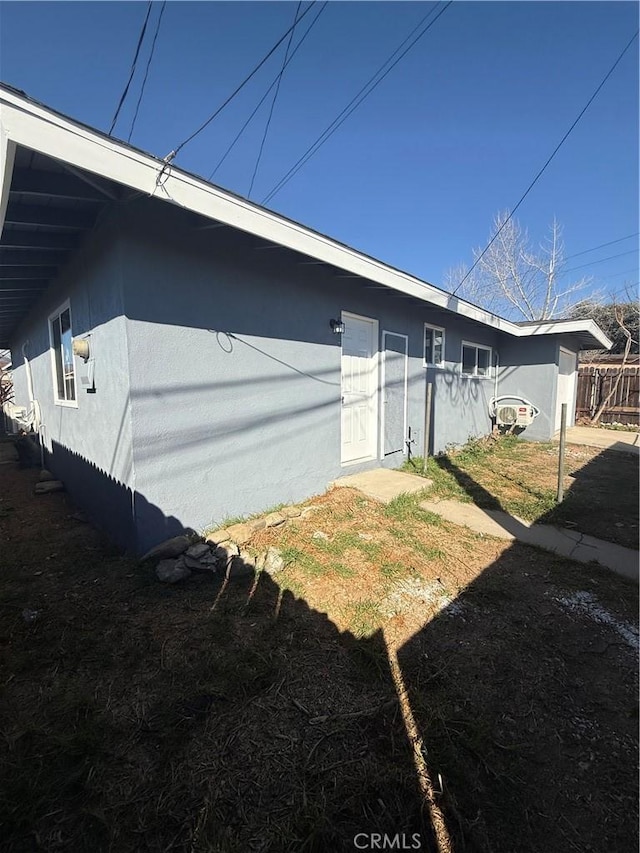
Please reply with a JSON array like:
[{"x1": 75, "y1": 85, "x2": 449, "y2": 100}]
[
  {"x1": 589, "y1": 303, "x2": 634, "y2": 425},
  {"x1": 445, "y1": 212, "x2": 600, "y2": 321}
]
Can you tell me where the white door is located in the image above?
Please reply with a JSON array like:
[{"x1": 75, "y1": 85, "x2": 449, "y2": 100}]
[
  {"x1": 555, "y1": 347, "x2": 578, "y2": 431},
  {"x1": 382, "y1": 331, "x2": 408, "y2": 457},
  {"x1": 341, "y1": 313, "x2": 378, "y2": 464}
]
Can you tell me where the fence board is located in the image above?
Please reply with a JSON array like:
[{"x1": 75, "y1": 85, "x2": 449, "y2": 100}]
[{"x1": 576, "y1": 364, "x2": 640, "y2": 425}]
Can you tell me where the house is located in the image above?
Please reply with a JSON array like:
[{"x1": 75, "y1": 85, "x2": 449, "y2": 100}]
[{"x1": 0, "y1": 84, "x2": 611, "y2": 554}]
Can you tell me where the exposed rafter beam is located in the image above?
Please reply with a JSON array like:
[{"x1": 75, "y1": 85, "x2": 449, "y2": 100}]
[
  {"x1": 0, "y1": 230, "x2": 80, "y2": 250},
  {"x1": 10, "y1": 168, "x2": 107, "y2": 202},
  {"x1": 61, "y1": 163, "x2": 120, "y2": 200},
  {"x1": 0, "y1": 281, "x2": 48, "y2": 291},
  {"x1": 0, "y1": 266, "x2": 58, "y2": 280},
  {"x1": 0, "y1": 248, "x2": 68, "y2": 266},
  {"x1": 4, "y1": 203, "x2": 95, "y2": 230}
]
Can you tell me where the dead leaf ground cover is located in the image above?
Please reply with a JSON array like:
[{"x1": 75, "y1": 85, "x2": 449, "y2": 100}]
[
  {"x1": 0, "y1": 448, "x2": 638, "y2": 852},
  {"x1": 405, "y1": 435, "x2": 640, "y2": 548}
]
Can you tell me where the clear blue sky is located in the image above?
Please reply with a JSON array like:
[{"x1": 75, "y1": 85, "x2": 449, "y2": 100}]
[{"x1": 0, "y1": 1, "x2": 638, "y2": 304}]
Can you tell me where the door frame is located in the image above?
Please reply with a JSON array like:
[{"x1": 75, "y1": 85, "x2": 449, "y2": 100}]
[
  {"x1": 381, "y1": 330, "x2": 408, "y2": 458},
  {"x1": 556, "y1": 346, "x2": 578, "y2": 431},
  {"x1": 340, "y1": 310, "x2": 379, "y2": 466}
]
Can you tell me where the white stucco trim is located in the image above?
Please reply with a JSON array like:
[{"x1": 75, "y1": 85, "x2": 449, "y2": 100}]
[{"x1": 0, "y1": 86, "x2": 612, "y2": 351}]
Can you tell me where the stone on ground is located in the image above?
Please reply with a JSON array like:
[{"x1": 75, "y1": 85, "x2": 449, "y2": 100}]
[{"x1": 155, "y1": 557, "x2": 192, "y2": 583}]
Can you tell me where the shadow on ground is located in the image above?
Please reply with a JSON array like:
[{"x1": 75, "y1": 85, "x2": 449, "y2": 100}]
[{"x1": 0, "y1": 441, "x2": 637, "y2": 852}]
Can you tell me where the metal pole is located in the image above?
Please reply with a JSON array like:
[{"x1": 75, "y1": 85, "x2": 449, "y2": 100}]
[
  {"x1": 556, "y1": 403, "x2": 567, "y2": 503},
  {"x1": 423, "y1": 382, "x2": 433, "y2": 475}
]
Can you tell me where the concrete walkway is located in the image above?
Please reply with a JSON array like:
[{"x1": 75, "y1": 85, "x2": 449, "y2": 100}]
[
  {"x1": 331, "y1": 468, "x2": 431, "y2": 503},
  {"x1": 420, "y1": 498, "x2": 639, "y2": 583},
  {"x1": 562, "y1": 426, "x2": 639, "y2": 455}
]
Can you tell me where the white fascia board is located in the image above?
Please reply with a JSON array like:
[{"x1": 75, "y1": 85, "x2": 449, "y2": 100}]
[
  {"x1": 0, "y1": 88, "x2": 612, "y2": 352},
  {"x1": 0, "y1": 120, "x2": 16, "y2": 239},
  {"x1": 0, "y1": 89, "x2": 522, "y2": 334},
  {"x1": 516, "y1": 319, "x2": 612, "y2": 350}
]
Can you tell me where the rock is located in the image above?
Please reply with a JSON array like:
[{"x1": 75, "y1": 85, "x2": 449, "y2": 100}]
[
  {"x1": 34, "y1": 480, "x2": 64, "y2": 495},
  {"x1": 312, "y1": 531, "x2": 329, "y2": 541},
  {"x1": 212, "y1": 542, "x2": 240, "y2": 564},
  {"x1": 22, "y1": 608, "x2": 39, "y2": 624},
  {"x1": 224, "y1": 523, "x2": 254, "y2": 546},
  {"x1": 239, "y1": 550, "x2": 256, "y2": 568},
  {"x1": 183, "y1": 554, "x2": 217, "y2": 572},
  {"x1": 38, "y1": 469, "x2": 56, "y2": 482},
  {"x1": 282, "y1": 506, "x2": 302, "y2": 518},
  {"x1": 155, "y1": 557, "x2": 191, "y2": 584},
  {"x1": 226, "y1": 554, "x2": 255, "y2": 579},
  {"x1": 264, "y1": 511, "x2": 286, "y2": 528},
  {"x1": 358, "y1": 532, "x2": 374, "y2": 541},
  {"x1": 301, "y1": 506, "x2": 318, "y2": 518},
  {"x1": 186, "y1": 543, "x2": 212, "y2": 560},
  {"x1": 248, "y1": 517, "x2": 267, "y2": 533},
  {"x1": 140, "y1": 534, "x2": 196, "y2": 563},
  {"x1": 263, "y1": 547, "x2": 285, "y2": 575},
  {"x1": 205, "y1": 527, "x2": 231, "y2": 545}
]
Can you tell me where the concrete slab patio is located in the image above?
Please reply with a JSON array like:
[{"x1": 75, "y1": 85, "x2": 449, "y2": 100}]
[
  {"x1": 562, "y1": 426, "x2": 639, "y2": 455},
  {"x1": 330, "y1": 468, "x2": 431, "y2": 504},
  {"x1": 420, "y1": 498, "x2": 639, "y2": 583}
]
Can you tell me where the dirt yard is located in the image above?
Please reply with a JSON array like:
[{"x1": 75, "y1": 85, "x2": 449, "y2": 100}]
[{"x1": 0, "y1": 448, "x2": 638, "y2": 852}]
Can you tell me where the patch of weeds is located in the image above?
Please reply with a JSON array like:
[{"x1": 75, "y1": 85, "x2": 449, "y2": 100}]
[
  {"x1": 332, "y1": 561, "x2": 356, "y2": 579},
  {"x1": 380, "y1": 561, "x2": 413, "y2": 581},
  {"x1": 280, "y1": 546, "x2": 327, "y2": 578},
  {"x1": 349, "y1": 600, "x2": 383, "y2": 638},
  {"x1": 313, "y1": 530, "x2": 382, "y2": 562},
  {"x1": 384, "y1": 492, "x2": 438, "y2": 524}
]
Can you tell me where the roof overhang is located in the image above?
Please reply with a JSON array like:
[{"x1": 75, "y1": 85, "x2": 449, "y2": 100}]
[{"x1": 0, "y1": 84, "x2": 612, "y2": 352}]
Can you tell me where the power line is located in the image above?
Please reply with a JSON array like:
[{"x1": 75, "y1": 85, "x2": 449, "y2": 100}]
[
  {"x1": 208, "y1": 2, "x2": 328, "y2": 181},
  {"x1": 109, "y1": 2, "x2": 153, "y2": 135},
  {"x1": 262, "y1": 1, "x2": 451, "y2": 205},
  {"x1": 565, "y1": 231, "x2": 639, "y2": 261},
  {"x1": 564, "y1": 249, "x2": 638, "y2": 274},
  {"x1": 248, "y1": 1, "x2": 302, "y2": 198},
  {"x1": 127, "y1": 1, "x2": 167, "y2": 143},
  {"x1": 167, "y1": 2, "x2": 316, "y2": 160},
  {"x1": 452, "y1": 29, "x2": 639, "y2": 295}
]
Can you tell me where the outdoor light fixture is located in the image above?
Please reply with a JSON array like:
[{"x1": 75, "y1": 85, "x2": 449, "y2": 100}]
[{"x1": 330, "y1": 319, "x2": 345, "y2": 335}]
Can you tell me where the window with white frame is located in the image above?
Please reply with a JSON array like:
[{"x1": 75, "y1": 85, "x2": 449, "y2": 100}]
[
  {"x1": 424, "y1": 323, "x2": 445, "y2": 367},
  {"x1": 461, "y1": 341, "x2": 492, "y2": 377},
  {"x1": 49, "y1": 302, "x2": 76, "y2": 403}
]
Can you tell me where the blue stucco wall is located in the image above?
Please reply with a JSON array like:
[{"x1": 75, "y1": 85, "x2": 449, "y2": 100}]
[
  {"x1": 7, "y1": 192, "x2": 584, "y2": 555},
  {"x1": 118, "y1": 200, "x2": 500, "y2": 551},
  {"x1": 8, "y1": 214, "x2": 135, "y2": 550},
  {"x1": 496, "y1": 335, "x2": 560, "y2": 441}
]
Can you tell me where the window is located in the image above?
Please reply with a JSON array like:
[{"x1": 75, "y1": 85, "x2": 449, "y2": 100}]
[
  {"x1": 461, "y1": 342, "x2": 492, "y2": 378},
  {"x1": 49, "y1": 302, "x2": 76, "y2": 403},
  {"x1": 424, "y1": 323, "x2": 445, "y2": 367}
]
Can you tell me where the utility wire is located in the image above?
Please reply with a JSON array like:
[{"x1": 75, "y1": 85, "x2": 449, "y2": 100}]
[
  {"x1": 128, "y1": 1, "x2": 167, "y2": 143},
  {"x1": 563, "y1": 249, "x2": 638, "y2": 274},
  {"x1": 208, "y1": 1, "x2": 328, "y2": 181},
  {"x1": 109, "y1": 2, "x2": 153, "y2": 135},
  {"x1": 565, "y1": 231, "x2": 639, "y2": 261},
  {"x1": 452, "y1": 29, "x2": 639, "y2": 295},
  {"x1": 248, "y1": 1, "x2": 302, "y2": 198},
  {"x1": 262, "y1": 1, "x2": 451, "y2": 205},
  {"x1": 167, "y1": 2, "x2": 315, "y2": 160}
]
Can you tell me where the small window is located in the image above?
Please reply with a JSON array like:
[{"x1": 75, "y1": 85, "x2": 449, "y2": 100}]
[
  {"x1": 49, "y1": 303, "x2": 76, "y2": 403},
  {"x1": 424, "y1": 324, "x2": 445, "y2": 367},
  {"x1": 461, "y1": 342, "x2": 492, "y2": 378}
]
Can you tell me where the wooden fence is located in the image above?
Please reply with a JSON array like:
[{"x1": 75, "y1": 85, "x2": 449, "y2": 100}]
[{"x1": 576, "y1": 362, "x2": 640, "y2": 425}]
